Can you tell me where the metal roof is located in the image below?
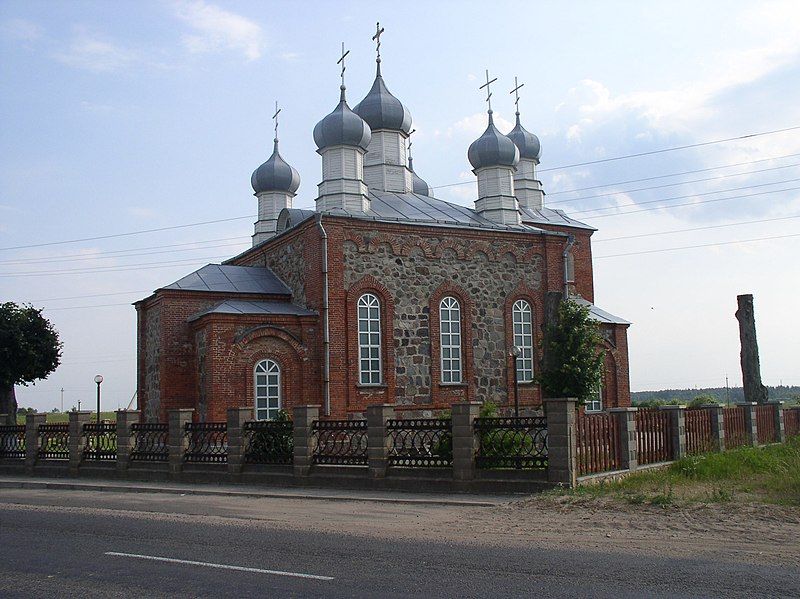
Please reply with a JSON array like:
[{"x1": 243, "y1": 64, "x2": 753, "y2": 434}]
[
  {"x1": 189, "y1": 299, "x2": 316, "y2": 321},
  {"x1": 573, "y1": 297, "x2": 630, "y2": 325},
  {"x1": 507, "y1": 114, "x2": 541, "y2": 162},
  {"x1": 161, "y1": 264, "x2": 291, "y2": 295},
  {"x1": 251, "y1": 140, "x2": 300, "y2": 194},
  {"x1": 353, "y1": 69, "x2": 412, "y2": 134},
  {"x1": 519, "y1": 206, "x2": 596, "y2": 231},
  {"x1": 313, "y1": 91, "x2": 371, "y2": 151}
]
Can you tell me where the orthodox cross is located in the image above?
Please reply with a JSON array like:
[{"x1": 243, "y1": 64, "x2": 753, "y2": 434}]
[
  {"x1": 510, "y1": 76, "x2": 524, "y2": 114},
  {"x1": 272, "y1": 101, "x2": 281, "y2": 141},
  {"x1": 373, "y1": 22, "x2": 385, "y2": 62},
  {"x1": 337, "y1": 42, "x2": 350, "y2": 87},
  {"x1": 407, "y1": 128, "x2": 416, "y2": 158},
  {"x1": 479, "y1": 69, "x2": 498, "y2": 112}
]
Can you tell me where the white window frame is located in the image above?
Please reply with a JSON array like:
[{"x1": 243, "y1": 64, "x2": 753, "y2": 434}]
[
  {"x1": 254, "y1": 359, "x2": 281, "y2": 420},
  {"x1": 439, "y1": 296, "x2": 462, "y2": 384},
  {"x1": 512, "y1": 299, "x2": 534, "y2": 383},
  {"x1": 358, "y1": 293, "x2": 382, "y2": 385},
  {"x1": 586, "y1": 384, "x2": 603, "y2": 413}
]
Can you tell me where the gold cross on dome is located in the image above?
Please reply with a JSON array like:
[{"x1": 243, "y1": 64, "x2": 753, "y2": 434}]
[{"x1": 479, "y1": 69, "x2": 498, "y2": 112}]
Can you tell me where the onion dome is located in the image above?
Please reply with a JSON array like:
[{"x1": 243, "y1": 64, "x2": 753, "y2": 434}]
[
  {"x1": 409, "y1": 157, "x2": 431, "y2": 196},
  {"x1": 353, "y1": 64, "x2": 412, "y2": 133},
  {"x1": 313, "y1": 86, "x2": 372, "y2": 151},
  {"x1": 506, "y1": 113, "x2": 541, "y2": 162},
  {"x1": 251, "y1": 139, "x2": 300, "y2": 194},
  {"x1": 467, "y1": 111, "x2": 520, "y2": 170}
]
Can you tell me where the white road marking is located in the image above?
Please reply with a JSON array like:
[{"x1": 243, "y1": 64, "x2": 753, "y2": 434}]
[{"x1": 104, "y1": 552, "x2": 334, "y2": 581}]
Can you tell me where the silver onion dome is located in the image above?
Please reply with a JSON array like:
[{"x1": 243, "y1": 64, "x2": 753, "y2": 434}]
[
  {"x1": 506, "y1": 113, "x2": 541, "y2": 162},
  {"x1": 409, "y1": 157, "x2": 432, "y2": 196},
  {"x1": 313, "y1": 86, "x2": 372, "y2": 151},
  {"x1": 251, "y1": 139, "x2": 300, "y2": 194},
  {"x1": 353, "y1": 64, "x2": 412, "y2": 133},
  {"x1": 467, "y1": 112, "x2": 520, "y2": 170}
]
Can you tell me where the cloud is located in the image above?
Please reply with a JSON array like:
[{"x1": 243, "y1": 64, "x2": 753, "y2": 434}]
[
  {"x1": 439, "y1": 112, "x2": 515, "y2": 139},
  {"x1": 55, "y1": 35, "x2": 137, "y2": 72},
  {"x1": 1, "y1": 18, "x2": 43, "y2": 42},
  {"x1": 173, "y1": 0, "x2": 265, "y2": 61}
]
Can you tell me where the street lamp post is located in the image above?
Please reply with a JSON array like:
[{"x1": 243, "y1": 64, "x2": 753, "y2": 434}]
[
  {"x1": 94, "y1": 375, "x2": 103, "y2": 460},
  {"x1": 510, "y1": 346, "x2": 522, "y2": 417}
]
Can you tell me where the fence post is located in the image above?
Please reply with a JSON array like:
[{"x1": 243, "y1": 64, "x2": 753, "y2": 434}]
[
  {"x1": 739, "y1": 402, "x2": 758, "y2": 446},
  {"x1": 168, "y1": 409, "x2": 194, "y2": 476},
  {"x1": 609, "y1": 407, "x2": 638, "y2": 471},
  {"x1": 452, "y1": 402, "x2": 481, "y2": 481},
  {"x1": 24, "y1": 413, "x2": 46, "y2": 473},
  {"x1": 116, "y1": 410, "x2": 140, "y2": 472},
  {"x1": 770, "y1": 401, "x2": 785, "y2": 443},
  {"x1": 658, "y1": 405, "x2": 686, "y2": 460},
  {"x1": 227, "y1": 407, "x2": 253, "y2": 475},
  {"x1": 703, "y1": 404, "x2": 725, "y2": 452},
  {"x1": 68, "y1": 411, "x2": 93, "y2": 475},
  {"x1": 544, "y1": 398, "x2": 577, "y2": 487},
  {"x1": 292, "y1": 405, "x2": 320, "y2": 476},
  {"x1": 366, "y1": 404, "x2": 395, "y2": 478}
]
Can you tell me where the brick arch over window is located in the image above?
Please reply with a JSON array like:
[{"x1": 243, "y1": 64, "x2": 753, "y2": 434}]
[
  {"x1": 429, "y1": 282, "x2": 475, "y2": 405},
  {"x1": 345, "y1": 275, "x2": 396, "y2": 409},
  {"x1": 504, "y1": 284, "x2": 544, "y2": 409}
]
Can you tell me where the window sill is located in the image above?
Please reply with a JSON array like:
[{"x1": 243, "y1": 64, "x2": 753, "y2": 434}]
[
  {"x1": 438, "y1": 382, "x2": 468, "y2": 388},
  {"x1": 356, "y1": 383, "x2": 388, "y2": 390}
]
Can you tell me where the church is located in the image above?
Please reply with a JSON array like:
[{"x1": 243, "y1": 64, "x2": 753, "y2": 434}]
[{"x1": 135, "y1": 27, "x2": 631, "y2": 423}]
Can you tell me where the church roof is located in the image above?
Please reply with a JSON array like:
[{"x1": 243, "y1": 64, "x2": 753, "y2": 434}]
[
  {"x1": 519, "y1": 206, "x2": 595, "y2": 231},
  {"x1": 573, "y1": 297, "x2": 630, "y2": 325},
  {"x1": 161, "y1": 264, "x2": 291, "y2": 296},
  {"x1": 251, "y1": 140, "x2": 300, "y2": 195},
  {"x1": 353, "y1": 70, "x2": 412, "y2": 134},
  {"x1": 189, "y1": 299, "x2": 316, "y2": 321}
]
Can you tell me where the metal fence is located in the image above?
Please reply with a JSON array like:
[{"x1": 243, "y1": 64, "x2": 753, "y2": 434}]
[
  {"x1": 387, "y1": 418, "x2": 452, "y2": 467},
  {"x1": 724, "y1": 406, "x2": 748, "y2": 449},
  {"x1": 184, "y1": 422, "x2": 227, "y2": 463},
  {"x1": 130, "y1": 423, "x2": 169, "y2": 462},
  {"x1": 474, "y1": 417, "x2": 547, "y2": 470},
  {"x1": 0, "y1": 425, "x2": 26, "y2": 459},
  {"x1": 243, "y1": 420, "x2": 294, "y2": 464},
  {"x1": 82, "y1": 422, "x2": 117, "y2": 461},
  {"x1": 576, "y1": 413, "x2": 619, "y2": 475},
  {"x1": 685, "y1": 409, "x2": 714, "y2": 455},
  {"x1": 755, "y1": 405, "x2": 777, "y2": 444},
  {"x1": 636, "y1": 409, "x2": 673, "y2": 465},
  {"x1": 37, "y1": 423, "x2": 69, "y2": 460},
  {"x1": 312, "y1": 420, "x2": 368, "y2": 466}
]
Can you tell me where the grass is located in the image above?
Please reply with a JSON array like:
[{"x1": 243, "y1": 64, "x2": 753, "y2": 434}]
[
  {"x1": 15, "y1": 411, "x2": 117, "y2": 425},
  {"x1": 564, "y1": 435, "x2": 800, "y2": 507}
]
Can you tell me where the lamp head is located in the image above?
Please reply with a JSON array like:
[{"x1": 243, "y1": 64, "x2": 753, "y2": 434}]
[
  {"x1": 94, "y1": 374, "x2": 104, "y2": 384},
  {"x1": 511, "y1": 346, "x2": 522, "y2": 358}
]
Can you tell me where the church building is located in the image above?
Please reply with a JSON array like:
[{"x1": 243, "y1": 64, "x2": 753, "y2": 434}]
[{"x1": 135, "y1": 28, "x2": 631, "y2": 422}]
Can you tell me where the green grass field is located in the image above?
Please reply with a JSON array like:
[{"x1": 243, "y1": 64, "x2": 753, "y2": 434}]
[{"x1": 15, "y1": 412, "x2": 118, "y2": 425}]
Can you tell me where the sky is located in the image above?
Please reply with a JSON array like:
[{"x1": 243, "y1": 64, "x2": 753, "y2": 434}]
[{"x1": 1, "y1": 0, "x2": 799, "y2": 413}]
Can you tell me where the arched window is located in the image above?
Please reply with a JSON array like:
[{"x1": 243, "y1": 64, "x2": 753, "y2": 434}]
[
  {"x1": 439, "y1": 296, "x2": 462, "y2": 383},
  {"x1": 254, "y1": 359, "x2": 281, "y2": 420},
  {"x1": 512, "y1": 299, "x2": 534, "y2": 382},
  {"x1": 358, "y1": 293, "x2": 382, "y2": 385}
]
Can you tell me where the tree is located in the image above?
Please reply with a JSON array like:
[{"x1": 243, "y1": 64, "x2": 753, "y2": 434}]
[
  {"x1": 538, "y1": 299, "x2": 604, "y2": 404},
  {"x1": 0, "y1": 303, "x2": 62, "y2": 424}
]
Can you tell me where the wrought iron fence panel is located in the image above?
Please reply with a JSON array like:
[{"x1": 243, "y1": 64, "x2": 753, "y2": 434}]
[
  {"x1": 312, "y1": 420, "x2": 368, "y2": 466},
  {"x1": 474, "y1": 417, "x2": 548, "y2": 470},
  {"x1": 37, "y1": 423, "x2": 69, "y2": 460},
  {"x1": 82, "y1": 422, "x2": 118, "y2": 461},
  {"x1": 243, "y1": 420, "x2": 294, "y2": 464},
  {"x1": 130, "y1": 423, "x2": 169, "y2": 462},
  {"x1": 387, "y1": 418, "x2": 452, "y2": 467},
  {"x1": 184, "y1": 422, "x2": 228, "y2": 463},
  {"x1": 0, "y1": 425, "x2": 26, "y2": 459}
]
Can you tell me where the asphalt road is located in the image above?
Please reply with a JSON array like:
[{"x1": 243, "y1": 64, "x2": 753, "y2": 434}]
[{"x1": 1, "y1": 489, "x2": 798, "y2": 598}]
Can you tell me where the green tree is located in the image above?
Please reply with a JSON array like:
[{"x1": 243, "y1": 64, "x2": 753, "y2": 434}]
[
  {"x1": 538, "y1": 299, "x2": 604, "y2": 404},
  {"x1": 0, "y1": 303, "x2": 62, "y2": 424}
]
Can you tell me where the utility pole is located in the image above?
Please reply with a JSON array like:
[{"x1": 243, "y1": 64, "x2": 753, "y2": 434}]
[
  {"x1": 725, "y1": 375, "x2": 730, "y2": 406},
  {"x1": 736, "y1": 294, "x2": 769, "y2": 404},
  {"x1": 60, "y1": 387, "x2": 64, "y2": 413}
]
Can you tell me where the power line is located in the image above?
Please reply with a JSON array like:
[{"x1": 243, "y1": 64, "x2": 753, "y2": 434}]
[
  {"x1": 594, "y1": 232, "x2": 800, "y2": 259},
  {"x1": 43, "y1": 303, "x2": 140, "y2": 312},
  {"x1": 0, "y1": 255, "x2": 231, "y2": 278},
  {"x1": 30, "y1": 290, "x2": 152, "y2": 302}
]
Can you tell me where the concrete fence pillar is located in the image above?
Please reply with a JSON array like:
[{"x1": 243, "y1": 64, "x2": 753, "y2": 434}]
[
  {"x1": 168, "y1": 409, "x2": 194, "y2": 475},
  {"x1": 659, "y1": 405, "x2": 686, "y2": 460},
  {"x1": 702, "y1": 404, "x2": 725, "y2": 452},
  {"x1": 740, "y1": 402, "x2": 758, "y2": 446},
  {"x1": 452, "y1": 402, "x2": 481, "y2": 481},
  {"x1": 68, "y1": 411, "x2": 92, "y2": 475},
  {"x1": 609, "y1": 407, "x2": 638, "y2": 471},
  {"x1": 116, "y1": 410, "x2": 141, "y2": 472},
  {"x1": 770, "y1": 401, "x2": 785, "y2": 443},
  {"x1": 544, "y1": 398, "x2": 577, "y2": 487},
  {"x1": 24, "y1": 413, "x2": 46, "y2": 473},
  {"x1": 227, "y1": 407, "x2": 253, "y2": 475},
  {"x1": 366, "y1": 404, "x2": 395, "y2": 478},
  {"x1": 292, "y1": 405, "x2": 320, "y2": 476}
]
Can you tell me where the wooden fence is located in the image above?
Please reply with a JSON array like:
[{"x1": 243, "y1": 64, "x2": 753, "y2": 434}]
[
  {"x1": 785, "y1": 409, "x2": 800, "y2": 438},
  {"x1": 576, "y1": 412, "x2": 620, "y2": 475},
  {"x1": 635, "y1": 409, "x2": 673, "y2": 464},
  {"x1": 685, "y1": 409, "x2": 714, "y2": 454},
  {"x1": 755, "y1": 405, "x2": 777, "y2": 444},
  {"x1": 723, "y1": 406, "x2": 748, "y2": 448}
]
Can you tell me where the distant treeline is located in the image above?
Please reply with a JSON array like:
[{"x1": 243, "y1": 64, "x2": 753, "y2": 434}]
[{"x1": 632, "y1": 386, "x2": 800, "y2": 405}]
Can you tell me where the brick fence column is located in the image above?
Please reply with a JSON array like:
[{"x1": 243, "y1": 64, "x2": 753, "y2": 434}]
[
  {"x1": 168, "y1": 409, "x2": 194, "y2": 476},
  {"x1": 740, "y1": 402, "x2": 758, "y2": 446},
  {"x1": 227, "y1": 407, "x2": 253, "y2": 475},
  {"x1": 770, "y1": 401, "x2": 785, "y2": 443},
  {"x1": 366, "y1": 404, "x2": 395, "y2": 478},
  {"x1": 702, "y1": 404, "x2": 725, "y2": 452},
  {"x1": 659, "y1": 405, "x2": 686, "y2": 460},
  {"x1": 452, "y1": 402, "x2": 481, "y2": 481},
  {"x1": 115, "y1": 410, "x2": 141, "y2": 472},
  {"x1": 68, "y1": 411, "x2": 92, "y2": 475},
  {"x1": 24, "y1": 413, "x2": 46, "y2": 473},
  {"x1": 293, "y1": 405, "x2": 320, "y2": 476},
  {"x1": 609, "y1": 407, "x2": 638, "y2": 471},
  {"x1": 544, "y1": 398, "x2": 577, "y2": 487}
]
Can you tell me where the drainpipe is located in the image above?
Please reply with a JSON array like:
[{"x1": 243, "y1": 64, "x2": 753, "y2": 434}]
[
  {"x1": 563, "y1": 234, "x2": 575, "y2": 298},
  {"x1": 316, "y1": 214, "x2": 331, "y2": 416}
]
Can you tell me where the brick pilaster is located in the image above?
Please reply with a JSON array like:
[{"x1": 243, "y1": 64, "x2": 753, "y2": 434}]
[
  {"x1": 609, "y1": 407, "x2": 638, "y2": 470},
  {"x1": 115, "y1": 410, "x2": 141, "y2": 472},
  {"x1": 68, "y1": 411, "x2": 92, "y2": 475},
  {"x1": 24, "y1": 413, "x2": 46, "y2": 473},
  {"x1": 659, "y1": 405, "x2": 686, "y2": 460},
  {"x1": 703, "y1": 404, "x2": 725, "y2": 452},
  {"x1": 451, "y1": 402, "x2": 481, "y2": 480},
  {"x1": 544, "y1": 398, "x2": 577, "y2": 487},
  {"x1": 740, "y1": 402, "x2": 758, "y2": 446},
  {"x1": 366, "y1": 404, "x2": 395, "y2": 478},
  {"x1": 292, "y1": 405, "x2": 320, "y2": 476},
  {"x1": 168, "y1": 409, "x2": 194, "y2": 475},
  {"x1": 227, "y1": 407, "x2": 253, "y2": 474}
]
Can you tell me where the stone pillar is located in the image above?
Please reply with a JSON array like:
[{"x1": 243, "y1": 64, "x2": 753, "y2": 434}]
[
  {"x1": 452, "y1": 402, "x2": 481, "y2": 481},
  {"x1": 609, "y1": 407, "x2": 638, "y2": 471},
  {"x1": 116, "y1": 410, "x2": 141, "y2": 472},
  {"x1": 24, "y1": 413, "x2": 46, "y2": 473},
  {"x1": 703, "y1": 404, "x2": 725, "y2": 452},
  {"x1": 68, "y1": 411, "x2": 92, "y2": 475},
  {"x1": 366, "y1": 404, "x2": 395, "y2": 478},
  {"x1": 770, "y1": 401, "x2": 785, "y2": 443},
  {"x1": 227, "y1": 407, "x2": 253, "y2": 475},
  {"x1": 168, "y1": 409, "x2": 194, "y2": 475},
  {"x1": 292, "y1": 405, "x2": 320, "y2": 476},
  {"x1": 544, "y1": 398, "x2": 577, "y2": 487},
  {"x1": 740, "y1": 402, "x2": 758, "y2": 446},
  {"x1": 659, "y1": 405, "x2": 686, "y2": 460}
]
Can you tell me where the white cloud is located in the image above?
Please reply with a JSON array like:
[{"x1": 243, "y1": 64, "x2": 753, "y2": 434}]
[
  {"x1": 55, "y1": 35, "x2": 137, "y2": 72},
  {"x1": 173, "y1": 0, "x2": 265, "y2": 61},
  {"x1": 441, "y1": 112, "x2": 515, "y2": 139},
  {"x1": 1, "y1": 18, "x2": 43, "y2": 42}
]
